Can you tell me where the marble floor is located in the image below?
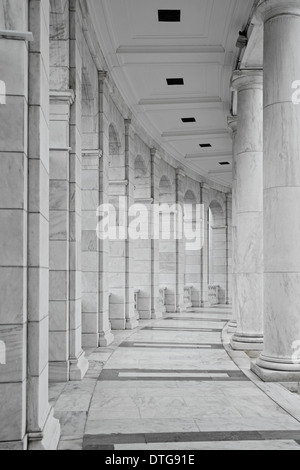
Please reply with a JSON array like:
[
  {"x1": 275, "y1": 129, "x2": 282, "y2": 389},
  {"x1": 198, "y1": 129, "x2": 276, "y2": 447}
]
[{"x1": 50, "y1": 308, "x2": 300, "y2": 450}]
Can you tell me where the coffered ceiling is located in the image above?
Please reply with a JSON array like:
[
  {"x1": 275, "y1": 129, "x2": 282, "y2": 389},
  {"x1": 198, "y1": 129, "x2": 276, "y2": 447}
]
[{"x1": 89, "y1": 0, "x2": 256, "y2": 187}]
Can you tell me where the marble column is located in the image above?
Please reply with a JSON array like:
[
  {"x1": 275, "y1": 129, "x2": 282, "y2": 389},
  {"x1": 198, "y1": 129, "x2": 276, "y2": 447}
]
[
  {"x1": 176, "y1": 168, "x2": 186, "y2": 312},
  {"x1": 200, "y1": 183, "x2": 210, "y2": 306},
  {"x1": 150, "y1": 149, "x2": 163, "y2": 318},
  {"x1": 82, "y1": 149, "x2": 113, "y2": 347},
  {"x1": 230, "y1": 70, "x2": 264, "y2": 351},
  {"x1": 27, "y1": 0, "x2": 60, "y2": 449},
  {"x1": 252, "y1": 0, "x2": 300, "y2": 381},
  {"x1": 227, "y1": 116, "x2": 238, "y2": 331},
  {"x1": 225, "y1": 193, "x2": 232, "y2": 305},
  {"x1": 49, "y1": 91, "x2": 88, "y2": 381},
  {"x1": 98, "y1": 72, "x2": 115, "y2": 345},
  {"x1": 124, "y1": 119, "x2": 139, "y2": 329},
  {"x1": 108, "y1": 120, "x2": 139, "y2": 330}
]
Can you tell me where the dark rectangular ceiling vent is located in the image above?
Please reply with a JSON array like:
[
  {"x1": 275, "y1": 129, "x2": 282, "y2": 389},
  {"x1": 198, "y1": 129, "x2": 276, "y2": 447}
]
[
  {"x1": 199, "y1": 143, "x2": 212, "y2": 148},
  {"x1": 219, "y1": 161, "x2": 230, "y2": 166},
  {"x1": 167, "y1": 78, "x2": 184, "y2": 86},
  {"x1": 182, "y1": 117, "x2": 196, "y2": 123},
  {"x1": 158, "y1": 10, "x2": 181, "y2": 22}
]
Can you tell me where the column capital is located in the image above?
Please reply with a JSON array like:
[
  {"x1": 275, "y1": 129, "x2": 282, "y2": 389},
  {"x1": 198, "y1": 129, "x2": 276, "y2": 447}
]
[
  {"x1": 254, "y1": 0, "x2": 300, "y2": 24},
  {"x1": 151, "y1": 148, "x2": 161, "y2": 161},
  {"x1": 231, "y1": 70, "x2": 263, "y2": 93},
  {"x1": 98, "y1": 70, "x2": 108, "y2": 82},
  {"x1": 50, "y1": 90, "x2": 75, "y2": 106},
  {"x1": 227, "y1": 115, "x2": 237, "y2": 136},
  {"x1": 176, "y1": 167, "x2": 186, "y2": 179},
  {"x1": 200, "y1": 182, "x2": 210, "y2": 192}
]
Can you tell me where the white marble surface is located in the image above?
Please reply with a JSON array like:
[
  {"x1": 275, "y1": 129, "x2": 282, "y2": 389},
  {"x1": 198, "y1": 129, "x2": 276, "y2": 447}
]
[{"x1": 254, "y1": 0, "x2": 300, "y2": 377}]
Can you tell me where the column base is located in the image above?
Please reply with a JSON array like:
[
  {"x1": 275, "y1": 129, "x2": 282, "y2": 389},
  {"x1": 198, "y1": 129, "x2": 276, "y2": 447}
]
[
  {"x1": 251, "y1": 358, "x2": 300, "y2": 383},
  {"x1": 126, "y1": 315, "x2": 139, "y2": 330},
  {"x1": 28, "y1": 409, "x2": 60, "y2": 451},
  {"x1": 69, "y1": 351, "x2": 89, "y2": 381},
  {"x1": 227, "y1": 320, "x2": 237, "y2": 333},
  {"x1": 184, "y1": 302, "x2": 193, "y2": 310},
  {"x1": 231, "y1": 333, "x2": 264, "y2": 351},
  {"x1": 176, "y1": 304, "x2": 186, "y2": 313},
  {"x1": 49, "y1": 361, "x2": 69, "y2": 383},
  {"x1": 151, "y1": 309, "x2": 163, "y2": 319},
  {"x1": 99, "y1": 329, "x2": 114, "y2": 347}
]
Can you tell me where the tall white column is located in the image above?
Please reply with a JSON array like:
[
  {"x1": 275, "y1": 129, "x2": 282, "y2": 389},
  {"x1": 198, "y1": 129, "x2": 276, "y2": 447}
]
[
  {"x1": 252, "y1": 0, "x2": 300, "y2": 381},
  {"x1": 124, "y1": 119, "x2": 139, "y2": 329},
  {"x1": 228, "y1": 116, "x2": 238, "y2": 331},
  {"x1": 98, "y1": 71, "x2": 115, "y2": 346},
  {"x1": 231, "y1": 70, "x2": 264, "y2": 351},
  {"x1": 150, "y1": 149, "x2": 163, "y2": 318},
  {"x1": 176, "y1": 168, "x2": 186, "y2": 312}
]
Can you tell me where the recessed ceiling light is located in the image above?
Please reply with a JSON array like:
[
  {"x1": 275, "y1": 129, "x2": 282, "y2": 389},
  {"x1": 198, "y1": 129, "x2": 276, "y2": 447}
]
[
  {"x1": 182, "y1": 118, "x2": 196, "y2": 123},
  {"x1": 158, "y1": 10, "x2": 181, "y2": 22},
  {"x1": 167, "y1": 78, "x2": 184, "y2": 86},
  {"x1": 199, "y1": 144, "x2": 212, "y2": 148},
  {"x1": 219, "y1": 162, "x2": 230, "y2": 166}
]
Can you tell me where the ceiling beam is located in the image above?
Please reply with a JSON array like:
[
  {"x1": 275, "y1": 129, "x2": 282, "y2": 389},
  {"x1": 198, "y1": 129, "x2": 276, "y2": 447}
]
[
  {"x1": 139, "y1": 96, "x2": 222, "y2": 107},
  {"x1": 186, "y1": 151, "x2": 232, "y2": 160},
  {"x1": 117, "y1": 45, "x2": 225, "y2": 54},
  {"x1": 162, "y1": 129, "x2": 229, "y2": 139},
  {"x1": 208, "y1": 169, "x2": 232, "y2": 175}
]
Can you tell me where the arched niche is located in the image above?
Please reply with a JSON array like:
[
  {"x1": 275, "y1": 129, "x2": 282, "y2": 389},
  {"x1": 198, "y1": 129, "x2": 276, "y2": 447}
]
[
  {"x1": 159, "y1": 175, "x2": 176, "y2": 312},
  {"x1": 208, "y1": 200, "x2": 226, "y2": 304},
  {"x1": 184, "y1": 190, "x2": 200, "y2": 307}
]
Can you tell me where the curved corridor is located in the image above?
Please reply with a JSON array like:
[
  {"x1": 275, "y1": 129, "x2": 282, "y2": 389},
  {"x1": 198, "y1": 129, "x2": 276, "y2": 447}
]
[{"x1": 53, "y1": 309, "x2": 300, "y2": 451}]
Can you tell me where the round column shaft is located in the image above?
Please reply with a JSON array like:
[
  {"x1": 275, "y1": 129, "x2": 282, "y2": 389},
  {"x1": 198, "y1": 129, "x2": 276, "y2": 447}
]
[
  {"x1": 231, "y1": 70, "x2": 264, "y2": 351},
  {"x1": 252, "y1": 0, "x2": 300, "y2": 380}
]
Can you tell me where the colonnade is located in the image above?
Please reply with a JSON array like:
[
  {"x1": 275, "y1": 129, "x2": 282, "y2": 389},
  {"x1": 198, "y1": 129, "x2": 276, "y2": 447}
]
[{"x1": 1, "y1": 0, "x2": 300, "y2": 451}]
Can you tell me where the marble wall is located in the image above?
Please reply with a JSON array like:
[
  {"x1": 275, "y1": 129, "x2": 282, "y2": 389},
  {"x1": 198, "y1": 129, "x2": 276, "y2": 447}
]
[{"x1": 0, "y1": 0, "x2": 232, "y2": 449}]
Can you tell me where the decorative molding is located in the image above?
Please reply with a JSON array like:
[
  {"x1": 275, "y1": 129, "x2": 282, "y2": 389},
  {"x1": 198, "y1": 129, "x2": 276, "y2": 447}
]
[
  {"x1": 209, "y1": 169, "x2": 232, "y2": 175},
  {"x1": 231, "y1": 69, "x2": 263, "y2": 93},
  {"x1": 0, "y1": 30, "x2": 33, "y2": 41},
  {"x1": 50, "y1": 90, "x2": 75, "y2": 105},
  {"x1": 186, "y1": 151, "x2": 232, "y2": 160},
  {"x1": 117, "y1": 45, "x2": 225, "y2": 55},
  {"x1": 134, "y1": 198, "x2": 154, "y2": 204},
  {"x1": 109, "y1": 180, "x2": 129, "y2": 186},
  {"x1": 139, "y1": 96, "x2": 222, "y2": 107},
  {"x1": 162, "y1": 129, "x2": 229, "y2": 139}
]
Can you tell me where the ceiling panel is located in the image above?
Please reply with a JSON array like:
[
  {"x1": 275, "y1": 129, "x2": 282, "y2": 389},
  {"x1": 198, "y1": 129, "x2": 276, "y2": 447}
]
[{"x1": 89, "y1": 0, "x2": 256, "y2": 188}]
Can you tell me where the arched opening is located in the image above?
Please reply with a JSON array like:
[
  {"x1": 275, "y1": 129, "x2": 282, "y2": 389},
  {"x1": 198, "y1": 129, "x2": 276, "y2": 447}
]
[
  {"x1": 159, "y1": 175, "x2": 176, "y2": 312},
  {"x1": 208, "y1": 201, "x2": 226, "y2": 304},
  {"x1": 81, "y1": 65, "x2": 100, "y2": 348},
  {"x1": 133, "y1": 154, "x2": 151, "y2": 319},
  {"x1": 134, "y1": 154, "x2": 149, "y2": 198},
  {"x1": 108, "y1": 123, "x2": 125, "y2": 329},
  {"x1": 184, "y1": 190, "x2": 199, "y2": 307}
]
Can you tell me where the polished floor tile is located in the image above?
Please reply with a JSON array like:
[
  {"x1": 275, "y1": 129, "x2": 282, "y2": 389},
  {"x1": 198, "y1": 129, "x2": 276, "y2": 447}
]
[{"x1": 52, "y1": 307, "x2": 300, "y2": 450}]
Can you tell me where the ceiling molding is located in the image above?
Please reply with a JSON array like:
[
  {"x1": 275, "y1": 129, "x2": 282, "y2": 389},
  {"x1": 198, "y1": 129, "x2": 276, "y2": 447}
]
[
  {"x1": 162, "y1": 129, "x2": 229, "y2": 139},
  {"x1": 208, "y1": 169, "x2": 232, "y2": 175},
  {"x1": 186, "y1": 151, "x2": 232, "y2": 160},
  {"x1": 117, "y1": 45, "x2": 225, "y2": 54},
  {"x1": 139, "y1": 96, "x2": 222, "y2": 107}
]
